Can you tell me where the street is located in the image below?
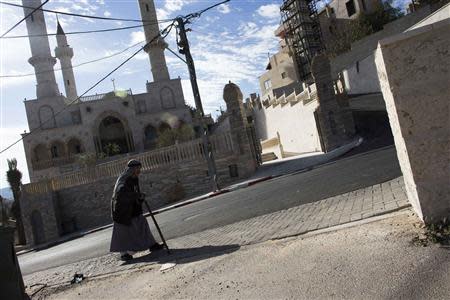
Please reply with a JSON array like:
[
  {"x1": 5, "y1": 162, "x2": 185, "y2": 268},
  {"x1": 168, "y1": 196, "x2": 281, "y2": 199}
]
[{"x1": 19, "y1": 147, "x2": 401, "y2": 275}]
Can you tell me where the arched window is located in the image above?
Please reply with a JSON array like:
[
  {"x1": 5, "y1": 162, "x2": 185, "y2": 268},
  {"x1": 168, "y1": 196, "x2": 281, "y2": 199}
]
[
  {"x1": 160, "y1": 87, "x2": 176, "y2": 109},
  {"x1": 49, "y1": 141, "x2": 66, "y2": 159},
  {"x1": 33, "y1": 144, "x2": 49, "y2": 162},
  {"x1": 39, "y1": 105, "x2": 56, "y2": 129},
  {"x1": 144, "y1": 125, "x2": 157, "y2": 150}
]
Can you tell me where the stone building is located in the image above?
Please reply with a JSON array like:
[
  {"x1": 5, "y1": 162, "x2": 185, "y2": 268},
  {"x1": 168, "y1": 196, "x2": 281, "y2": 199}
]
[
  {"x1": 21, "y1": 0, "x2": 192, "y2": 183},
  {"x1": 18, "y1": 0, "x2": 260, "y2": 246}
]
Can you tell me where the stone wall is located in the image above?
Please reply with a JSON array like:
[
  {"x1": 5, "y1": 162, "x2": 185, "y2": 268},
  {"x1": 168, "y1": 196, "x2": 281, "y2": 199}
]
[
  {"x1": 311, "y1": 54, "x2": 355, "y2": 152},
  {"x1": 375, "y1": 19, "x2": 450, "y2": 223},
  {"x1": 20, "y1": 182, "x2": 59, "y2": 245}
]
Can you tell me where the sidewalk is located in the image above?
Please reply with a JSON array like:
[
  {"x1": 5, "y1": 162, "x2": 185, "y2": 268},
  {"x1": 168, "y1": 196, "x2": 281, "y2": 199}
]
[
  {"x1": 32, "y1": 209, "x2": 450, "y2": 300},
  {"x1": 17, "y1": 138, "x2": 364, "y2": 256},
  {"x1": 23, "y1": 176, "x2": 411, "y2": 293}
]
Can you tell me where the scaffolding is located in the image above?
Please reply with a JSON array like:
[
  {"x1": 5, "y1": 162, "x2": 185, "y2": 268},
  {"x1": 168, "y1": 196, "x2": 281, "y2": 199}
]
[{"x1": 281, "y1": 0, "x2": 324, "y2": 83}]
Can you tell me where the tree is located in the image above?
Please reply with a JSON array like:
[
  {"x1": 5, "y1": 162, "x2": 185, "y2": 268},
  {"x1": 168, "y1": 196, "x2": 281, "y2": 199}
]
[
  {"x1": 411, "y1": 0, "x2": 450, "y2": 9},
  {"x1": 326, "y1": 0, "x2": 404, "y2": 57},
  {"x1": 157, "y1": 124, "x2": 195, "y2": 148},
  {"x1": 103, "y1": 142, "x2": 121, "y2": 157},
  {"x1": 6, "y1": 158, "x2": 26, "y2": 244}
]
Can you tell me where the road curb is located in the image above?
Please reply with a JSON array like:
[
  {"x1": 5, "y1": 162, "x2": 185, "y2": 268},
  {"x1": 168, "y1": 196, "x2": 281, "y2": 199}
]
[
  {"x1": 16, "y1": 143, "x2": 390, "y2": 256},
  {"x1": 270, "y1": 204, "x2": 412, "y2": 242}
]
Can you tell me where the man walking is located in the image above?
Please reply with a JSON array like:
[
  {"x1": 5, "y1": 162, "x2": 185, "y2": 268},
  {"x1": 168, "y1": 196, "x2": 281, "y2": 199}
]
[{"x1": 110, "y1": 160, "x2": 163, "y2": 261}]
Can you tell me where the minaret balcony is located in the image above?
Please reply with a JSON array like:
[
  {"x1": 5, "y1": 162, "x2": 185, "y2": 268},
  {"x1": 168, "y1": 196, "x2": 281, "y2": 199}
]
[
  {"x1": 55, "y1": 47, "x2": 74, "y2": 59},
  {"x1": 28, "y1": 55, "x2": 57, "y2": 67}
]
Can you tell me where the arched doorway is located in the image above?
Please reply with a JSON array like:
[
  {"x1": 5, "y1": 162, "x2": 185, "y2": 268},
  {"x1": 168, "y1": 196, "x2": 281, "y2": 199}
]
[
  {"x1": 144, "y1": 125, "x2": 158, "y2": 150},
  {"x1": 67, "y1": 138, "x2": 84, "y2": 157},
  {"x1": 31, "y1": 210, "x2": 46, "y2": 245},
  {"x1": 99, "y1": 116, "x2": 130, "y2": 155}
]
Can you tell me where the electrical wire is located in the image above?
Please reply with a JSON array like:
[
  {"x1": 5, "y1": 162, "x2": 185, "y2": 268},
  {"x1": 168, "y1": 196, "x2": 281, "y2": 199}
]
[
  {"x1": 0, "y1": 0, "x2": 49, "y2": 38},
  {"x1": 0, "y1": 40, "x2": 145, "y2": 78},
  {"x1": 2, "y1": 23, "x2": 152, "y2": 39},
  {"x1": 0, "y1": 21, "x2": 175, "y2": 155},
  {"x1": 0, "y1": 1, "x2": 173, "y2": 23},
  {"x1": 0, "y1": 0, "x2": 229, "y2": 154},
  {"x1": 183, "y1": 0, "x2": 230, "y2": 20}
]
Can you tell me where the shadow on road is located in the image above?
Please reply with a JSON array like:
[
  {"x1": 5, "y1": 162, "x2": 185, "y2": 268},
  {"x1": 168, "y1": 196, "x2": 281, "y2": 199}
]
[{"x1": 127, "y1": 244, "x2": 240, "y2": 266}]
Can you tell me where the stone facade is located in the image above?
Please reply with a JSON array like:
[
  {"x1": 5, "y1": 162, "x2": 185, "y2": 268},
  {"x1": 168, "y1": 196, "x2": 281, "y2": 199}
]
[
  {"x1": 375, "y1": 19, "x2": 450, "y2": 223},
  {"x1": 311, "y1": 54, "x2": 355, "y2": 152},
  {"x1": 20, "y1": 0, "x2": 192, "y2": 183}
]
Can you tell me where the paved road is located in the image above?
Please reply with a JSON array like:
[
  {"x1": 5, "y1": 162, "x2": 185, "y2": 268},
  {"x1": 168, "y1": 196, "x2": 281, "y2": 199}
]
[{"x1": 19, "y1": 147, "x2": 401, "y2": 275}]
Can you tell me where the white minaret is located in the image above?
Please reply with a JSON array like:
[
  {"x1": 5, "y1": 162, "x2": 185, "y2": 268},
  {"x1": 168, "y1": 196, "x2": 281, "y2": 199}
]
[
  {"x1": 55, "y1": 21, "x2": 78, "y2": 101},
  {"x1": 137, "y1": 0, "x2": 170, "y2": 82},
  {"x1": 23, "y1": 0, "x2": 60, "y2": 98}
]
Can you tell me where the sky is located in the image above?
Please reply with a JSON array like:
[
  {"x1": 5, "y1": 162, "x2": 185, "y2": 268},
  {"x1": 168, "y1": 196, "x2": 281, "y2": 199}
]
[{"x1": 0, "y1": 0, "x2": 410, "y2": 191}]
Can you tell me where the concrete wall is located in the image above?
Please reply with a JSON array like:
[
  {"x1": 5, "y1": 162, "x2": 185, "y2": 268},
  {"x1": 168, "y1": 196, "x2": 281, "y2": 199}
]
[
  {"x1": 407, "y1": 3, "x2": 450, "y2": 31},
  {"x1": 252, "y1": 100, "x2": 322, "y2": 154},
  {"x1": 375, "y1": 19, "x2": 450, "y2": 223},
  {"x1": 342, "y1": 51, "x2": 380, "y2": 95}
]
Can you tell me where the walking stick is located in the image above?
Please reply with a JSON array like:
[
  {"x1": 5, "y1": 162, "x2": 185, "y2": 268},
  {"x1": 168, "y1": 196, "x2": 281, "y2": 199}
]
[{"x1": 143, "y1": 200, "x2": 171, "y2": 254}]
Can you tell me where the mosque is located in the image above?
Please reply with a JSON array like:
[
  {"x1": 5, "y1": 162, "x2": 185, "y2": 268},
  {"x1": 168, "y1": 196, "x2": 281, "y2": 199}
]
[{"x1": 20, "y1": 0, "x2": 193, "y2": 182}]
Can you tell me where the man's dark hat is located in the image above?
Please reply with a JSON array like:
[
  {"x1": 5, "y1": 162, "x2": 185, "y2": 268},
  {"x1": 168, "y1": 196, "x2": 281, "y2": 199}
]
[{"x1": 127, "y1": 159, "x2": 142, "y2": 167}]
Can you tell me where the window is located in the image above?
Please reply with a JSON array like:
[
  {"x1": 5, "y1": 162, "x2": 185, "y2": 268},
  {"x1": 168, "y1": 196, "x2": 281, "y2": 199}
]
[
  {"x1": 30, "y1": 13, "x2": 34, "y2": 22},
  {"x1": 67, "y1": 80, "x2": 70, "y2": 86},
  {"x1": 71, "y1": 111, "x2": 81, "y2": 125},
  {"x1": 264, "y1": 79, "x2": 272, "y2": 90},
  {"x1": 356, "y1": 61, "x2": 360, "y2": 73},
  {"x1": 145, "y1": 4, "x2": 149, "y2": 12},
  {"x1": 346, "y1": 0, "x2": 356, "y2": 17},
  {"x1": 361, "y1": 0, "x2": 367, "y2": 11},
  {"x1": 281, "y1": 72, "x2": 287, "y2": 79},
  {"x1": 51, "y1": 146, "x2": 59, "y2": 158},
  {"x1": 75, "y1": 145, "x2": 81, "y2": 154}
]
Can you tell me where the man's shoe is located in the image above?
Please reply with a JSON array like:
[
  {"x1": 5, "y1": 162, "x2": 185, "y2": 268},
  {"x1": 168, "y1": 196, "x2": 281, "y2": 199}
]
[
  {"x1": 120, "y1": 253, "x2": 133, "y2": 261},
  {"x1": 149, "y1": 243, "x2": 164, "y2": 251}
]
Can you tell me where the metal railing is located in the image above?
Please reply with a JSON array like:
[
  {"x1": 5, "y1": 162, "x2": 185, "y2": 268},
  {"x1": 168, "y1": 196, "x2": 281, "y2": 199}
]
[{"x1": 23, "y1": 132, "x2": 235, "y2": 194}]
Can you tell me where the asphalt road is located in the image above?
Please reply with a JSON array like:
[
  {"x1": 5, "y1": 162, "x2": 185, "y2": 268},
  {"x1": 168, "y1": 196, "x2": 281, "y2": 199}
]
[{"x1": 19, "y1": 147, "x2": 402, "y2": 275}]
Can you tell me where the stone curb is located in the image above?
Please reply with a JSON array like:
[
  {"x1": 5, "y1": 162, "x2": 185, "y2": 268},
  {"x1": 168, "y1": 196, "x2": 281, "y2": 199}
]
[
  {"x1": 16, "y1": 141, "x2": 385, "y2": 256},
  {"x1": 270, "y1": 204, "x2": 412, "y2": 242}
]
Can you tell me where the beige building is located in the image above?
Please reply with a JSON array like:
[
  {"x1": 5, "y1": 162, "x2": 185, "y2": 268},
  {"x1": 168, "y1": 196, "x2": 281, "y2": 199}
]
[{"x1": 21, "y1": 0, "x2": 193, "y2": 183}]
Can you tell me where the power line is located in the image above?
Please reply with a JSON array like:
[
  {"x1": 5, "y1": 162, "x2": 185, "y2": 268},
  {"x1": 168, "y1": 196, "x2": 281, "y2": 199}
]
[
  {"x1": 0, "y1": 0, "x2": 49, "y2": 38},
  {"x1": 0, "y1": 40, "x2": 145, "y2": 78},
  {"x1": 184, "y1": 0, "x2": 230, "y2": 20},
  {"x1": 2, "y1": 23, "x2": 154, "y2": 39},
  {"x1": 0, "y1": 1, "x2": 173, "y2": 23},
  {"x1": 0, "y1": 22, "x2": 175, "y2": 155}
]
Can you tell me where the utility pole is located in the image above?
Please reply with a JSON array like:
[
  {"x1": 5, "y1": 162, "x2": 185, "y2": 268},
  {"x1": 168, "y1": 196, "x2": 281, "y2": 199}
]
[
  {"x1": 111, "y1": 78, "x2": 116, "y2": 91},
  {"x1": 176, "y1": 17, "x2": 219, "y2": 191}
]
